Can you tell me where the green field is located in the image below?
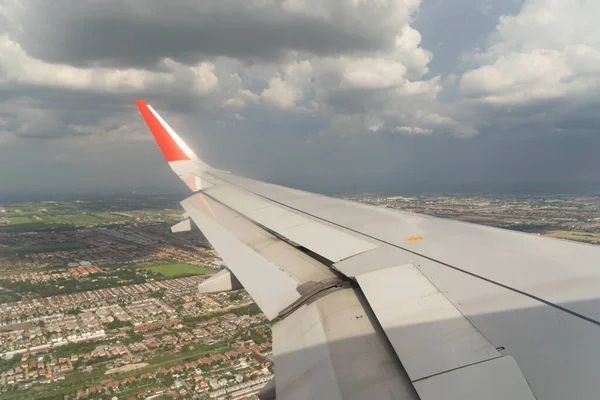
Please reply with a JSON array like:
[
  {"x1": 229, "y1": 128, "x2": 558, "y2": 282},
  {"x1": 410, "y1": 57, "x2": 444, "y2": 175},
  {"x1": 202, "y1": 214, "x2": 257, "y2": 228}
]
[
  {"x1": 546, "y1": 231, "x2": 600, "y2": 243},
  {"x1": 128, "y1": 208, "x2": 183, "y2": 218},
  {"x1": 1, "y1": 201, "x2": 182, "y2": 228},
  {"x1": 0, "y1": 291, "x2": 21, "y2": 303},
  {"x1": 59, "y1": 213, "x2": 102, "y2": 224},
  {"x1": 8, "y1": 216, "x2": 38, "y2": 224},
  {"x1": 139, "y1": 262, "x2": 214, "y2": 277},
  {"x1": 37, "y1": 215, "x2": 70, "y2": 224},
  {"x1": 5, "y1": 211, "x2": 132, "y2": 226},
  {"x1": 89, "y1": 212, "x2": 130, "y2": 222},
  {"x1": 0, "y1": 242, "x2": 87, "y2": 256}
]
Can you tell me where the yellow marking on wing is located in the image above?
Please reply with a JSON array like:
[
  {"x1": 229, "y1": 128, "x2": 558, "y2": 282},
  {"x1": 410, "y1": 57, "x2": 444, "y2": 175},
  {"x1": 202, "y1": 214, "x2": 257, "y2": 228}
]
[{"x1": 407, "y1": 236, "x2": 423, "y2": 241}]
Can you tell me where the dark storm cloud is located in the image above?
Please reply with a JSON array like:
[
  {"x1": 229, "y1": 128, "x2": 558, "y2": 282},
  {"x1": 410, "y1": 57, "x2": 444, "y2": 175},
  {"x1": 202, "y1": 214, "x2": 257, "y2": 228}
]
[
  {"x1": 0, "y1": 137, "x2": 185, "y2": 199},
  {"x1": 9, "y1": 0, "x2": 402, "y2": 68},
  {"x1": 324, "y1": 88, "x2": 393, "y2": 114},
  {"x1": 15, "y1": 123, "x2": 91, "y2": 139},
  {"x1": 0, "y1": 89, "x2": 130, "y2": 140},
  {"x1": 552, "y1": 100, "x2": 600, "y2": 132},
  {"x1": 1, "y1": 0, "x2": 600, "y2": 198},
  {"x1": 183, "y1": 115, "x2": 600, "y2": 195}
]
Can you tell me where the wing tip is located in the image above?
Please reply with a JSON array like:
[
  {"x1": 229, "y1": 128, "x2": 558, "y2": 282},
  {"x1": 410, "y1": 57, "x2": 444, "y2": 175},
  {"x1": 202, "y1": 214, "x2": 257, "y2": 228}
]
[
  {"x1": 134, "y1": 99, "x2": 148, "y2": 109},
  {"x1": 134, "y1": 99, "x2": 192, "y2": 162}
]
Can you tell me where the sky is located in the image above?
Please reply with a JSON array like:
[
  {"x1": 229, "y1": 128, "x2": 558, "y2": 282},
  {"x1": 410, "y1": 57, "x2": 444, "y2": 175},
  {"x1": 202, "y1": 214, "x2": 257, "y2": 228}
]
[{"x1": 1, "y1": 0, "x2": 599, "y2": 199}]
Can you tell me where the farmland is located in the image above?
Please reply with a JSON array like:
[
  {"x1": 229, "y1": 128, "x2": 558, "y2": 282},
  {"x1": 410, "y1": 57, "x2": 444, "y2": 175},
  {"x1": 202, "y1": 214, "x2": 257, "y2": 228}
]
[{"x1": 138, "y1": 261, "x2": 215, "y2": 277}]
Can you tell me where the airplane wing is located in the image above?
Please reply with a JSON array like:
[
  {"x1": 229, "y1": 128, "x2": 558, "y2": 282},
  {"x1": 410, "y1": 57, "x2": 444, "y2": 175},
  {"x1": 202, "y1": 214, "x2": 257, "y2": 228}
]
[{"x1": 135, "y1": 100, "x2": 600, "y2": 400}]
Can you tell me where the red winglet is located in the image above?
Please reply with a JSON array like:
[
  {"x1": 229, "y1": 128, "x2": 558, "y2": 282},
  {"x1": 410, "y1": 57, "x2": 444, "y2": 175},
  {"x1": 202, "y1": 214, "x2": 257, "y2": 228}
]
[{"x1": 135, "y1": 100, "x2": 190, "y2": 162}]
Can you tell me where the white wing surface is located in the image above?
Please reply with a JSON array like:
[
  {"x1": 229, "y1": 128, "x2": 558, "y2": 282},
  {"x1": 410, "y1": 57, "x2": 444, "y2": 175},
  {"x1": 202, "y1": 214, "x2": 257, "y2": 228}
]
[{"x1": 135, "y1": 100, "x2": 600, "y2": 400}]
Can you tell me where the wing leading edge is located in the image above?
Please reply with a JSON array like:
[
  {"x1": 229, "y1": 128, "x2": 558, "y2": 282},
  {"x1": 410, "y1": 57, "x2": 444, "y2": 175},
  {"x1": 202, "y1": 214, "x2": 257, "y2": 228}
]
[{"x1": 135, "y1": 100, "x2": 600, "y2": 400}]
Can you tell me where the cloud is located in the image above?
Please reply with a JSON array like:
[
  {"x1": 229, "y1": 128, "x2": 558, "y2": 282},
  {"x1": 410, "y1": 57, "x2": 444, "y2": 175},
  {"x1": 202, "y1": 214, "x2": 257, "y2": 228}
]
[
  {"x1": 256, "y1": 21, "x2": 443, "y2": 127},
  {"x1": 0, "y1": 35, "x2": 218, "y2": 95},
  {"x1": 1, "y1": 0, "x2": 599, "y2": 197},
  {"x1": 3, "y1": 0, "x2": 421, "y2": 67},
  {"x1": 1, "y1": 0, "x2": 454, "y2": 142},
  {"x1": 394, "y1": 125, "x2": 433, "y2": 134},
  {"x1": 222, "y1": 89, "x2": 260, "y2": 108},
  {"x1": 261, "y1": 60, "x2": 314, "y2": 109},
  {"x1": 460, "y1": 0, "x2": 600, "y2": 104},
  {"x1": 336, "y1": 57, "x2": 408, "y2": 90},
  {"x1": 396, "y1": 76, "x2": 442, "y2": 97}
]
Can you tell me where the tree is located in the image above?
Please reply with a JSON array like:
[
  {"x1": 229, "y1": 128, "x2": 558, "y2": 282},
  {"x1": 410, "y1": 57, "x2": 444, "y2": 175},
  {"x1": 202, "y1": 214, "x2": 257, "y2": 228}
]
[
  {"x1": 150, "y1": 288, "x2": 167, "y2": 299},
  {"x1": 228, "y1": 293, "x2": 243, "y2": 302},
  {"x1": 162, "y1": 373, "x2": 175, "y2": 387}
]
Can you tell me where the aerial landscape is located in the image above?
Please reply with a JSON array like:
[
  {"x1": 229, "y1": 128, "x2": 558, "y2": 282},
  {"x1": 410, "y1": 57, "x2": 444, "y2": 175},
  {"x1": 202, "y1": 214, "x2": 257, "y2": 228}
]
[
  {"x1": 2, "y1": 0, "x2": 600, "y2": 399},
  {"x1": 345, "y1": 195, "x2": 600, "y2": 244},
  {"x1": 0, "y1": 195, "x2": 272, "y2": 399},
  {"x1": 0, "y1": 193, "x2": 598, "y2": 399}
]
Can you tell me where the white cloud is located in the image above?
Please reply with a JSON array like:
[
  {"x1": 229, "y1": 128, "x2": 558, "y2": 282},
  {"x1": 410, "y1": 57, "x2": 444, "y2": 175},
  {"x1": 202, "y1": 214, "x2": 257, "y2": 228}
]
[
  {"x1": 261, "y1": 60, "x2": 313, "y2": 109},
  {"x1": 261, "y1": 76, "x2": 304, "y2": 109},
  {"x1": 0, "y1": 35, "x2": 218, "y2": 95},
  {"x1": 316, "y1": 24, "x2": 432, "y2": 93},
  {"x1": 222, "y1": 89, "x2": 260, "y2": 108},
  {"x1": 394, "y1": 126, "x2": 433, "y2": 134},
  {"x1": 393, "y1": 25, "x2": 431, "y2": 78},
  {"x1": 256, "y1": 13, "x2": 449, "y2": 131},
  {"x1": 460, "y1": 0, "x2": 600, "y2": 104},
  {"x1": 396, "y1": 76, "x2": 442, "y2": 97},
  {"x1": 415, "y1": 111, "x2": 457, "y2": 126},
  {"x1": 0, "y1": 0, "x2": 468, "y2": 144},
  {"x1": 189, "y1": 63, "x2": 219, "y2": 95},
  {"x1": 337, "y1": 57, "x2": 407, "y2": 90}
]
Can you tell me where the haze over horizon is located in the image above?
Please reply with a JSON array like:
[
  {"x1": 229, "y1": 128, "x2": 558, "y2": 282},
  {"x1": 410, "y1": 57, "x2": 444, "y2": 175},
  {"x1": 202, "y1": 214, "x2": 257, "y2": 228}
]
[{"x1": 1, "y1": 0, "x2": 600, "y2": 198}]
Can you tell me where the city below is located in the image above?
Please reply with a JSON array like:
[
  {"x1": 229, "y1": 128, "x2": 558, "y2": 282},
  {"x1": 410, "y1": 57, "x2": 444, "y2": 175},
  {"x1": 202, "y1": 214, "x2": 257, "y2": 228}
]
[{"x1": 0, "y1": 193, "x2": 598, "y2": 400}]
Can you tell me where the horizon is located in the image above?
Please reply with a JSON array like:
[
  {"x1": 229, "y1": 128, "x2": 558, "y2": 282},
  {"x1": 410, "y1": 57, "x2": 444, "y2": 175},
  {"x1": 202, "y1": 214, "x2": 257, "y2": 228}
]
[{"x1": 2, "y1": 183, "x2": 600, "y2": 205}]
